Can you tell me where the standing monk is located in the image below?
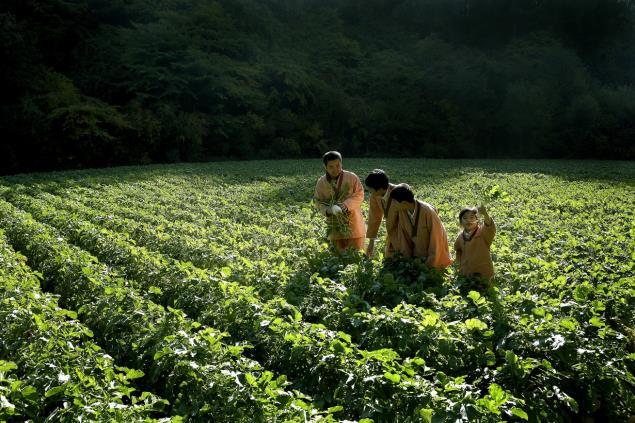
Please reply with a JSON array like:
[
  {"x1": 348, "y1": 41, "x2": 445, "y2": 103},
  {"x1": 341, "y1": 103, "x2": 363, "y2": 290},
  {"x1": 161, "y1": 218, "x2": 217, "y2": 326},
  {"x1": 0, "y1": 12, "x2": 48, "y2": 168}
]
[
  {"x1": 314, "y1": 151, "x2": 365, "y2": 252},
  {"x1": 389, "y1": 184, "x2": 453, "y2": 269},
  {"x1": 364, "y1": 169, "x2": 399, "y2": 258}
]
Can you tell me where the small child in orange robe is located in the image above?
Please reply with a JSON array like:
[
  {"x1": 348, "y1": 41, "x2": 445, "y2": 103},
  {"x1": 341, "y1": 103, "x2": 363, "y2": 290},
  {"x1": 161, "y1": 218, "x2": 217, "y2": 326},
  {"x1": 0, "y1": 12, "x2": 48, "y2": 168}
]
[{"x1": 454, "y1": 205, "x2": 496, "y2": 283}]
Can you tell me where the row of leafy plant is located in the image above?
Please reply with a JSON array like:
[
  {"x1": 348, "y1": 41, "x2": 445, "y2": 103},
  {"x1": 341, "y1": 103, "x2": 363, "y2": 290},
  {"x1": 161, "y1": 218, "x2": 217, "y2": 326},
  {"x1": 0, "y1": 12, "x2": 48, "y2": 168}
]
[
  {"x1": 42, "y1": 176, "x2": 314, "y2": 296},
  {"x1": 3, "y1": 159, "x2": 634, "y2": 421},
  {"x1": 0, "y1": 199, "x2": 339, "y2": 422},
  {"x1": 24, "y1": 178, "x2": 460, "y2": 325},
  {"x1": 3, "y1": 190, "x2": 530, "y2": 422},
  {"x1": 17, "y1": 188, "x2": 512, "y2": 381},
  {"x1": 0, "y1": 229, "x2": 171, "y2": 421},
  {"x1": 10, "y1": 174, "x2": 635, "y2": 421},
  {"x1": 10, "y1": 189, "x2": 502, "y2": 376}
]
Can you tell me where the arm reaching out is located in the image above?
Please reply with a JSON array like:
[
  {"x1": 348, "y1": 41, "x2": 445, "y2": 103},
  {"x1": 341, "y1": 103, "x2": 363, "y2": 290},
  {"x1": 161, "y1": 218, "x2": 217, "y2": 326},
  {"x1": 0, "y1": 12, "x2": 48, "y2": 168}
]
[
  {"x1": 314, "y1": 179, "x2": 330, "y2": 216},
  {"x1": 478, "y1": 204, "x2": 496, "y2": 246}
]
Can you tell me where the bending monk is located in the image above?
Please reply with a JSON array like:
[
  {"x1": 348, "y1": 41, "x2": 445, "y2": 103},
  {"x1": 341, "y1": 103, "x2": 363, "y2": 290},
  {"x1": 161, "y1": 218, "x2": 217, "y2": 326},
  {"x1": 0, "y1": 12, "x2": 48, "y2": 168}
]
[
  {"x1": 364, "y1": 169, "x2": 399, "y2": 258},
  {"x1": 389, "y1": 183, "x2": 453, "y2": 269}
]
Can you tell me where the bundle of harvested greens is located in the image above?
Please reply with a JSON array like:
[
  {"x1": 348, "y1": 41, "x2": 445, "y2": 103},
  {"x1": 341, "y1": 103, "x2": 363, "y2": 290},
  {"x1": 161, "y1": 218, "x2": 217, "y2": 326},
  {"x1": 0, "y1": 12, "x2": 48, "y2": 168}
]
[{"x1": 319, "y1": 181, "x2": 352, "y2": 238}]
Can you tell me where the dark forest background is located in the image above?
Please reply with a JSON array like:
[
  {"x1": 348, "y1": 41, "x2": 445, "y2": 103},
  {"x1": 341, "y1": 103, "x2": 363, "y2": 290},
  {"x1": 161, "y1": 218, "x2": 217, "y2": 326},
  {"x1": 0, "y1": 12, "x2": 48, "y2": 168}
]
[{"x1": 2, "y1": 0, "x2": 634, "y2": 174}]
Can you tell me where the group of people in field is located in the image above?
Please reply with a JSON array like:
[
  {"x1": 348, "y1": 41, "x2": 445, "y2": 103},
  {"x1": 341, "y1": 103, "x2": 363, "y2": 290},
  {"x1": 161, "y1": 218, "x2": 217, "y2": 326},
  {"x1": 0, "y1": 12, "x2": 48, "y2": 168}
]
[{"x1": 314, "y1": 151, "x2": 496, "y2": 285}]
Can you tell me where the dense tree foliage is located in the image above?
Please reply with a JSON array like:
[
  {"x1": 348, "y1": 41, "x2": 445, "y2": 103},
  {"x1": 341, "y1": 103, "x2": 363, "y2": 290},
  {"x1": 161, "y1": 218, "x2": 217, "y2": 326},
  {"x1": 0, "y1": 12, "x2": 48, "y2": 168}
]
[{"x1": 1, "y1": 0, "x2": 634, "y2": 173}]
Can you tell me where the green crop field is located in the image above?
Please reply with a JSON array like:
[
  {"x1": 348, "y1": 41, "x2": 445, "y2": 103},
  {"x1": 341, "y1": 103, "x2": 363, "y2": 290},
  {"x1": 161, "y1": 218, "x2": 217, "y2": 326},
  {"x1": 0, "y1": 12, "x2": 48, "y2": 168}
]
[{"x1": 0, "y1": 159, "x2": 633, "y2": 422}]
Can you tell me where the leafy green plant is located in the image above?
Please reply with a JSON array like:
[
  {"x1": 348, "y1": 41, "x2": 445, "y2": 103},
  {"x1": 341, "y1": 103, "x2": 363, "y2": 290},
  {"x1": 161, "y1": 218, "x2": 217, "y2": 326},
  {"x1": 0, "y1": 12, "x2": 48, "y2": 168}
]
[
  {"x1": 0, "y1": 229, "x2": 170, "y2": 421},
  {"x1": 2, "y1": 159, "x2": 633, "y2": 421}
]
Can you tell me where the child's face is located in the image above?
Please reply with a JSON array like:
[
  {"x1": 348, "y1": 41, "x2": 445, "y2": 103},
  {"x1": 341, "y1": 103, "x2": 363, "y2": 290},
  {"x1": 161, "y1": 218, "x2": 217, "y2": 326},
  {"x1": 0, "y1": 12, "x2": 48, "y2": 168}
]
[{"x1": 461, "y1": 211, "x2": 478, "y2": 231}]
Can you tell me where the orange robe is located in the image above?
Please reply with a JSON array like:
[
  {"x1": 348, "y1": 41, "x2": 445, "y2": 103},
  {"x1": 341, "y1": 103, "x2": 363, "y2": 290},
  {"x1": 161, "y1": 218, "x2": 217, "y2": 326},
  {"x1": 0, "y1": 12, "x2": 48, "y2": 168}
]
[
  {"x1": 395, "y1": 200, "x2": 453, "y2": 269},
  {"x1": 454, "y1": 220, "x2": 496, "y2": 278},
  {"x1": 366, "y1": 183, "x2": 399, "y2": 257},
  {"x1": 314, "y1": 170, "x2": 365, "y2": 248}
]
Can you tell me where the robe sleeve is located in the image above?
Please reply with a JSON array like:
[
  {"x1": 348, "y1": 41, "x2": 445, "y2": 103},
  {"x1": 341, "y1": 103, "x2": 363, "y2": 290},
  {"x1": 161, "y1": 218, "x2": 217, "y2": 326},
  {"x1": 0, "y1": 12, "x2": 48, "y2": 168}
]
[
  {"x1": 366, "y1": 196, "x2": 383, "y2": 238},
  {"x1": 454, "y1": 234, "x2": 462, "y2": 269},
  {"x1": 423, "y1": 208, "x2": 453, "y2": 269},
  {"x1": 481, "y1": 219, "x2": 496, "y2": 246},
  {"x1": 314, "y1": 178, "x2": 329, "y2": 216},
  {"x1": 342, "y1": 174, "x2": 364, "y2": 212}
]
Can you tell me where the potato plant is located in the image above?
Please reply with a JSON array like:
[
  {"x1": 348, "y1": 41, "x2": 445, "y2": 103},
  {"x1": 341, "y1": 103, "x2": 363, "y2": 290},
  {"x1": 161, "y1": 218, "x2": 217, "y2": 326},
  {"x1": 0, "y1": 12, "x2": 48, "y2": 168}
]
[
  {"x1": 0, "y1": 230, "x2": 169, "y2": 422},
  {"x1": 1, "y1": 158, "x2": 633, "y2": 422},
  {"x1": 5, "y1": 192, "x2": 510, "y2": 421}
]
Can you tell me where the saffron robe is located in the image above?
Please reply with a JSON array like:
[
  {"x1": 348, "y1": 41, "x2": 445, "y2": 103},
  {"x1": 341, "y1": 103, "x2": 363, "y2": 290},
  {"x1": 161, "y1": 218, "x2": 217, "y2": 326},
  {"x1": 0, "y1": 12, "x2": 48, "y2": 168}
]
[
  {"x1": 314, "y1": 170, "x2": 365, "y2": 240},
  {"x1": 454, "y1": 220, "x2": 496, "y2": 278},
  {"x1": 366, "y1": 183, "x2": 399, "y2": 257},
  {"x1": 394, "y1": 200, "x2": 453, "y2": 269}
]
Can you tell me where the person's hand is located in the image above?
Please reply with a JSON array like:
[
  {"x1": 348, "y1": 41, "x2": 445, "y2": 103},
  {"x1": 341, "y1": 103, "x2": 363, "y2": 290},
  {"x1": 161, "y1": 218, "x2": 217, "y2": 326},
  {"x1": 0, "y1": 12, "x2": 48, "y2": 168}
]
[
  {"x1": 478, "y1": 204, "x2": 492, "y2": 224},
  {"x1": 331, "y1": 204, "x2": 343, "y2": 215}
]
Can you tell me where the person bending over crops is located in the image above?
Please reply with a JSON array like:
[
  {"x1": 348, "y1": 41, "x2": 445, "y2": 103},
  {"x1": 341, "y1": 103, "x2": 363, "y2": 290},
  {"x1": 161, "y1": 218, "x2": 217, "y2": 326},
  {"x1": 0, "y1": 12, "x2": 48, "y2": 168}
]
[
  {"x1": 364, "y1": 169, "x2": 399, "y2": 258},
  {"x1": 314, "y1": 151, "x2": 365, "y2": 252},
  {"x1": 389, "y1": 184, "x2": 453, "y2": 269},
  {"x1": 454, "y1": 205, "x2": 496, "y2": 286}
]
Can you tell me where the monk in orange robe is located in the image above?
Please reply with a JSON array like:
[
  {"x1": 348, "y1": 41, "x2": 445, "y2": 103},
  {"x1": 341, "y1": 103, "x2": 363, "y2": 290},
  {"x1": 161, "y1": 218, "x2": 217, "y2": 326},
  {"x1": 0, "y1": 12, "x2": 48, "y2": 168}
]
[
  {"x1": 364, "y1": 169, "x2": 399, "y2": 258},
  {"x1": 454, "y1": 205, "x2": 496, "y2": 279},
  {"x1": 314, "y1": 151, "x2": 365, "y2": 252},
  {"x1": 389, "y1": 184, "x2": 453, "y2": 269}
]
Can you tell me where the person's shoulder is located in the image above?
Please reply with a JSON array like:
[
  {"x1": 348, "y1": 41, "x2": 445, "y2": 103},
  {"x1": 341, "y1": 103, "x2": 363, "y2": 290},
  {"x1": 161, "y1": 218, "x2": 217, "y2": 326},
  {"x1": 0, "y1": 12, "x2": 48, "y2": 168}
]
[
  {"x1": 419, "y1": 201, "x2": 437, "y2": 213},
  {"x1": 343, "y1": 169, "x2": 360, "y2": 179},
  {"x1": 315, "y1": 174, "x2": 327, "y2": 184}
]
